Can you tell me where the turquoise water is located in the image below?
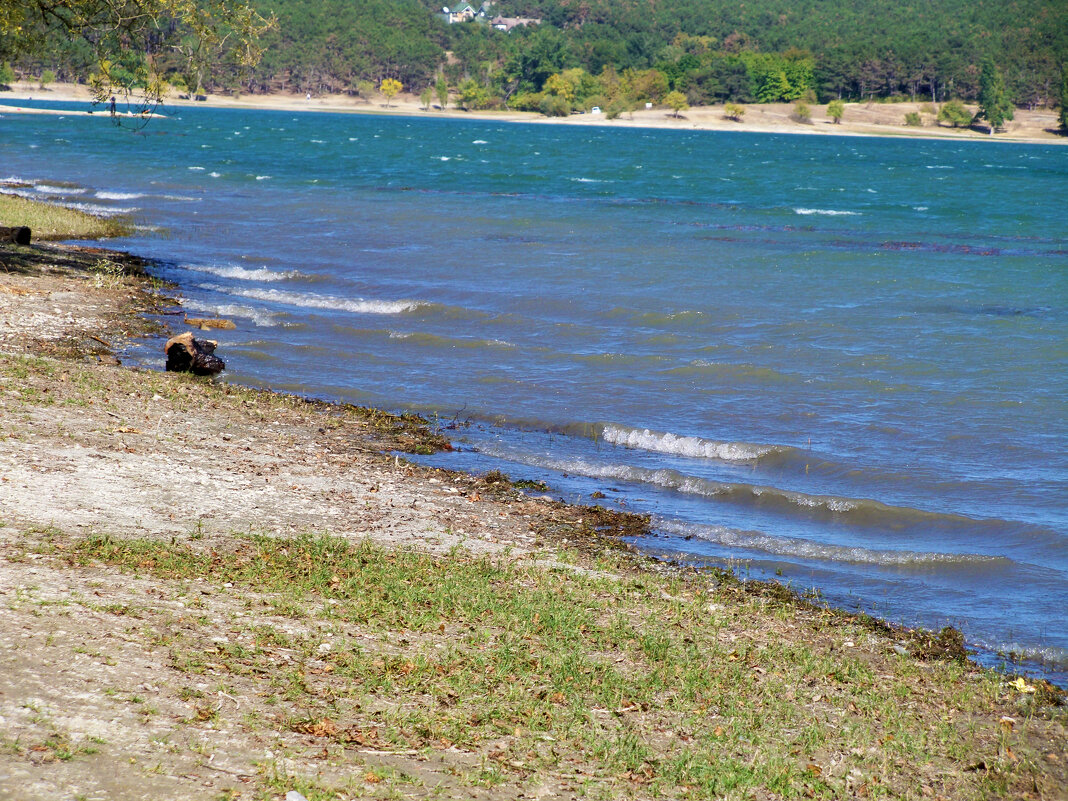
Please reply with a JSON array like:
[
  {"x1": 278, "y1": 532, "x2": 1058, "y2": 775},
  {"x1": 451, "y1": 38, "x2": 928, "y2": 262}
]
[{"x1": 3, "y1": 101, "x2": 1066, "y2": 681}]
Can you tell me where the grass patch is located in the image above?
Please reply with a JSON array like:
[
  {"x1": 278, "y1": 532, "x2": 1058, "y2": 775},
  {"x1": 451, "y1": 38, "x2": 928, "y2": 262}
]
[
  {"x1": 57, "y1": 529, "x2": 1063, "y2": 799},
  {"x1": 0, "y1": 192, "x2": 131, "y2": 240}
]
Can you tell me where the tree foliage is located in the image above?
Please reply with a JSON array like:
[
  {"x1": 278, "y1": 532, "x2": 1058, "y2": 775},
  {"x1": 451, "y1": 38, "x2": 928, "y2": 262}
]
[
  {"x1": 937, "y1": 99, "x2": 973, "y2": 128},
  {"x1": 380, "y1": 77, "x2": 402, "y2": 106},
  {"x1": 826, "y1": 98, "x2": 844, "y2": 123},
  {"x1": 976, "y1": 59, "x2": 1014, "y2": 133},
  {"x1": 8, "y1": 0, "x2": 1066, "y2": 117},
  {"x1": 1, "y1": 0, "x2": 273, "y2": 105}
]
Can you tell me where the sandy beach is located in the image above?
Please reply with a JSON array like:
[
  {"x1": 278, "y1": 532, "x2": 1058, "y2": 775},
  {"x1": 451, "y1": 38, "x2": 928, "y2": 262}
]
[
  {"x1": 4, "y1": 80, "x2": 1065, "y2": 145},
  {"x1": 1, "y1": 191, "x2": 1067, "y2": 799}
]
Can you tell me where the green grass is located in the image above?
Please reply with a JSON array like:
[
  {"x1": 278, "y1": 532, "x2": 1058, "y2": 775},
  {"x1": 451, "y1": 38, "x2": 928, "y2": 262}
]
[
  {"x1": 0, "y1": 191, "x2": 131, "y2": 240},
  {"x1": 53, "y1": 529, "x2": 1060, "y2": 800}
]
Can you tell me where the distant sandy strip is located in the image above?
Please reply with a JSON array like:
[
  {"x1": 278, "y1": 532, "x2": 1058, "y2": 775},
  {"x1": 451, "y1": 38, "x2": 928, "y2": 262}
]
[{"x1": 4, "y1": 80, "x2": 1065, "y2": 144}]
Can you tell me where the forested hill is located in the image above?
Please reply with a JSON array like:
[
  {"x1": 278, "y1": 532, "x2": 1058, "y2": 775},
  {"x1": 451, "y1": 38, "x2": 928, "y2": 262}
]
[{"x1": 10, "y1": 0, "x2": 1068, "y2": 109}]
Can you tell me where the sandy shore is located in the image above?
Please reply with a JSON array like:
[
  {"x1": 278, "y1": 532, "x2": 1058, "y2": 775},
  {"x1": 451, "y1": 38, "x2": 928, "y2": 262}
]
[
  {"x1": 4, "y1": 81, "x2": 1066, "y2": 144},
  {"x1": 1, "y1": 233, "x2": 1066, "y2": 799}
]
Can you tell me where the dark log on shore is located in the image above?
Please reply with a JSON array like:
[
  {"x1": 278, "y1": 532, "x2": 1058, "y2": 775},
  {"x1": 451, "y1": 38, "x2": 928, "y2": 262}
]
[
  {"x1": 0, "y1": 226, "x2": 31, "y2": 245},
  {"x1": 165, "y1": 331, "x2": 225, "y2": 376}
]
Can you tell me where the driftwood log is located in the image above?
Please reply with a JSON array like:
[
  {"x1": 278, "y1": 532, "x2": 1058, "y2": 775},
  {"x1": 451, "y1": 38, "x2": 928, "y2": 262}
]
[
  {"x1": 164, "y1": 331, "x2": 225, "y2": 376},
  {"x1": 0, "y1": 226, "x2": 31, "y2": 245}
]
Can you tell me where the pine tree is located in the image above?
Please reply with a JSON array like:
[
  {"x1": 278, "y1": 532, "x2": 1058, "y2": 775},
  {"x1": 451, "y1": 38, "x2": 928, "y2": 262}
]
[
  {"x1": 977, "y1": 60, "x2": 1014, "y2": 134},
  {"x1": 1059, "y1": 67, "x2": 1068, "y2": 133}
]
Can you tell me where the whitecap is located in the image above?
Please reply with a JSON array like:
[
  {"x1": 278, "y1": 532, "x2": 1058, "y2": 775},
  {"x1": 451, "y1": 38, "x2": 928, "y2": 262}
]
[
  {"x1": 209, "y1": 172, "x2": 221, "y2": 178},
  {"x1": 602, "y1": 424, "x2": 781, "y2": 463},
  {"x1": 438, "y1": 156, "x2": 451, "y2": 161},
  {"x1": 794, "y1": 208, "x2": 860, "y2": 216},
  {"x1": 188, "y1": 166, "x2": 205, "y2": 171},
  {"x1": 96, "y1": 191, "x2": 144, "y2": 200},
  {"x1": 255, "y1": 175, "x2": 271, "y2": 180},
  {"x1": 472, "y1": 139, "x2": 489, "y2": 144},
  {"x1": 199, "y1": 284, "x2": 423, "y2": 315},
  {"x1": 61, "y1": 201, "x2": 138, "y2": 216},
  {"x1": 183, "y1": 263, "x2": 303, "y2": 282},
  {"x1": 36, "y1": 184, "x2": 87, "y2": 195},
  {"x1": 181, "y1": 300, "x2": 279, "y2": 327}
]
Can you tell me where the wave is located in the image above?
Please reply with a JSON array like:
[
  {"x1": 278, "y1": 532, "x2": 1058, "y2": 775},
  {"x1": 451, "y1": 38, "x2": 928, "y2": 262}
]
[
  {"x1": 61, "y1": 201, "x2": 138, "y2": 216},
  {"x1": 182, "y1": 263, "x2": 304, "y2": 282},
  {"x1": 387, "y1": 330, "x2": 516, "y2": 350},
  {"x1": 794, "y1": 207, "x2": 860, "y2": 216},
  {"x1": 199, "y1": 284, "x2": 424, "y2": 315},
  {"x1": 181, "y1": 300, "x2": 280, "y2": 327},
  {"x1": 96, "y1": 191, "x2": 144, "y2": 200},
  {"x1": 475, "y1": 445, "x2": 1021, "y2": 532},
  {"x1": 602, "y1": 424, "x2": 792, "y2": 464},
  {"x1": 655, "y1": 519, "x2": 1010, "y2": 568},
  {"x1": 35, "y1": 184, "x2": 87, "y2": 195}
]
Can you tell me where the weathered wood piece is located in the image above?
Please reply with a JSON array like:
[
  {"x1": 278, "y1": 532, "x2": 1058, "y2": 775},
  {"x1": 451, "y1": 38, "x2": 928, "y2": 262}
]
[
  {"x1": 0, "y1": 226, "x2": 31, "y2": 245},
  {"x1": 165, "y1": 331, "x2": 225, "y2": 376}
]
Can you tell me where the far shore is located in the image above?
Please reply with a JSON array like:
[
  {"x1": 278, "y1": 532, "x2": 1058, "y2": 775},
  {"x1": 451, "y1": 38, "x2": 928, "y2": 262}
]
[{"x1": 4, "y1": 80, "x2": 1066, "y2": 145}]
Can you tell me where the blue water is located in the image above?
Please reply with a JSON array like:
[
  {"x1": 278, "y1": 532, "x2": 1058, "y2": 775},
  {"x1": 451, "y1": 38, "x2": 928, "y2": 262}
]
[{"x1": 3, "y1": 100, "x2": 1066, "y2": 682}]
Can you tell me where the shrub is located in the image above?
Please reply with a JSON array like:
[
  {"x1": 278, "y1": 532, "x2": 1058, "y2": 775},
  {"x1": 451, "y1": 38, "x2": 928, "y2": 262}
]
[
  {"x1": 793, "y1": 101, "x2": 811, "y2": 122},
  {"x1": 904, "y1": 111, "x2": 923, "y2": 126},
  {"x1": 938, "y1": 99, "x2": 973, "y2": 128},
  {"x1": 539, "y1": 94, "x2": 571, "y2": 117},
  {"x1": 724, "y1": 102, "x2": 746, "y2": 121}
]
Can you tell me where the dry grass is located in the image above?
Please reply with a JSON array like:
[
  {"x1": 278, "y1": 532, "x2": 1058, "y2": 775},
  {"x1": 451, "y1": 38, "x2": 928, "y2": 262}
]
[{"x1": 0, "y1": 191, "x2": 131, "y2": 240}]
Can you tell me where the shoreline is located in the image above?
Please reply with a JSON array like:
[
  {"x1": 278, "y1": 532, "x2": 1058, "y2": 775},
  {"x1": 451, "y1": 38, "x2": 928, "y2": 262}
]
[
  {"x1": 4, "y1": 80, "x2": 1066, "y2": 145},
  {"x1": 2, "y1": 206, "x2": 1067, "y2": 797}
]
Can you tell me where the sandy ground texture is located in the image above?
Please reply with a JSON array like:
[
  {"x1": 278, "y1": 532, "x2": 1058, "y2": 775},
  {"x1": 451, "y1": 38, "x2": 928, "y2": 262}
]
[
  {"x1": 1, "y1": 243, "x2": 1066, "y2": 801},
  {"x1": 3, "y1": 81, "x2": 1066, "y2": 144}
]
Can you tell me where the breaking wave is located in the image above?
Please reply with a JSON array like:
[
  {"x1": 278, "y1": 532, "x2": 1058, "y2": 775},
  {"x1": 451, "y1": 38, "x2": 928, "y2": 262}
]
[
  {"x1": 183, "y1": 263, "x2": 304, "y2": 282},
  {"x1": 602, "y1": 424, "x2": 791, "y2": 464},
  {"x1": 794, "y1": 207, "x2": 861, "y2": 216},
  {"x1": 200, "y1": 284, "x2": 425, "y2": 315}
]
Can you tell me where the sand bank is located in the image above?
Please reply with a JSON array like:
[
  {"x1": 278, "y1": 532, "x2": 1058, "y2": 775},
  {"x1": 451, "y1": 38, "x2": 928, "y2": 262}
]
[{"x1": 4, "y1": 81, "x2": 1065, "y2": 144}]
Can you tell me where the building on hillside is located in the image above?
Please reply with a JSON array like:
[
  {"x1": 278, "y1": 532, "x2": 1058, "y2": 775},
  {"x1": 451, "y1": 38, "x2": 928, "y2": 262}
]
[
  {"x1": 489, "y1": 15, "x2": 541, "y2": 31},
  {"x1": 441, "y1": 2, "x2": 490, "y2": 23}
]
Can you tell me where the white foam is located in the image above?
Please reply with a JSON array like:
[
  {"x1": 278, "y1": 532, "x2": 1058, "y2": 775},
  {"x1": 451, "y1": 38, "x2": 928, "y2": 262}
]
[
  {"x1": 602, "y1": 424, "x2": 777, "y2": 462},
  {"x1": 182, "y1": 300, "x2": 279, "y2": 327},
  {"x1": 96, "y1": 191, "x2": 144, "y2": 200},
  {"x1": 62, "y1": 201, "x2": 137, "y2": 216},
  {"x1": 255, "y1": 175, "x2": 271, "y2": 180},
  {"x1": 570, "y1": 177, "x2": 610, "y2": 183},
  {"x1": 183, "y1": 263, "x2": 303, "y2": 282},
  {"x1": 188, "y1": 166, "x2": 205, "y2": 171},
  {"x1": 36, "y1": 184, "x2": 87, "y2": 194},
  {"x1": 200, "y1": 284, "x2": 422, "y2": 315},
  {"x1": 438, "y1": 157, "x2": 451, "y2": 161},
  {"x1": 794, "y1": 208, "x2": 860, "y2": 216},
  {"x1": 209, "y1": 172, "x2": 221, "y2": 178},
  {"x1": 472, "y1": 139, "x2": 489, "y2": 144}
]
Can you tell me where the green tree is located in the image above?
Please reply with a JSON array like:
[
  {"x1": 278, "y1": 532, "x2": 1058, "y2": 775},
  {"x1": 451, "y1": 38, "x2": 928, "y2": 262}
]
[
  {"x1": 380, "y1": 77, "x2": 401, "y2": 107},
  {"x1": 937, "y1": 99, "x2": 972, "y2": 128},
  {"x1": 357, "y1": 80, "x2": 375, "y2": 100},
  {"x1": 976, "y1": 60, "x2": 1013, "y2": 134},
  {"x1": 826, "y1": 99, "x2": 844, "y2": 124},
  {"x1": 435, "y1": 77, "x2": 448, "y2": 110},
  {"x1": 420, "y1": 86, "x2": 433, "y2": 110},
  {"x1": 0, "y1": 62, "x2": 14, "y2": 86},
  {"x1": 793, "y1": 100, "x2": 811, "y2": 122},
  {"x1": 458, "y1": 78, "x2": 490, "y2": 110},
  {"x1": 724, "y1": 102, "x2": 746, "y2": 121},
  {"x1": 1060, "y1": 68, "x2": 1068, "y2": 132},
  {"x1": 38, "y1": 68, "x2": 55, "y2": 88},
  {"x1": 664, "y1": 89, "x2": 688, "y2": 118},
  {"x1": 903, "y1": 111, "x2": 922, "y2": 126}
]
